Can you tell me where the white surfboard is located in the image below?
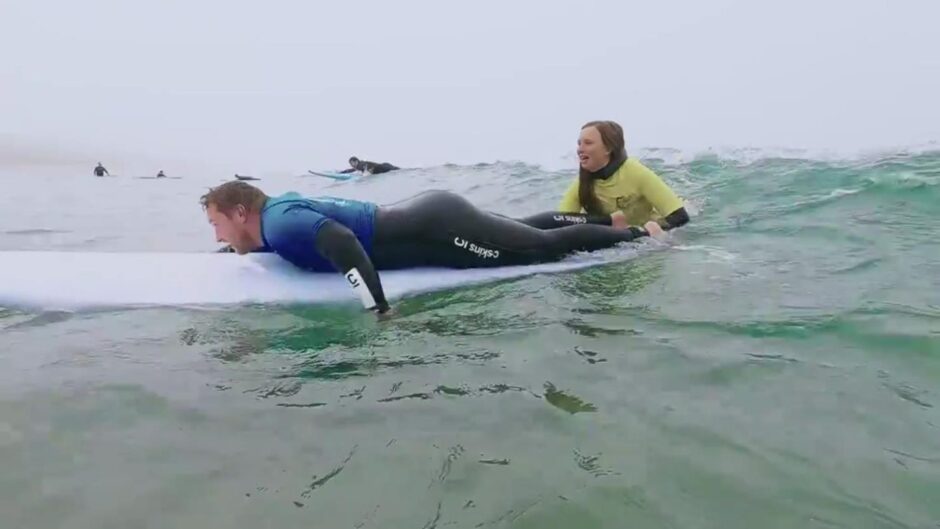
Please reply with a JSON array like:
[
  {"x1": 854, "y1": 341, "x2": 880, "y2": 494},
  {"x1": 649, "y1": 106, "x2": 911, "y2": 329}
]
[
  {"x1": 0, "y1": 249, "x2": 641, "y2": 311},
  {"x1": 308, "y1": 170, "x2": 357, "y2": 181}
]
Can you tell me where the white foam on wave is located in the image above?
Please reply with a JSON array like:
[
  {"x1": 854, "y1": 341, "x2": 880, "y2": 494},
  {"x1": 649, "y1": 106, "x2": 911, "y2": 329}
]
[{"x1": 524, "y1": 141, "x2": 940, "y2": 172}]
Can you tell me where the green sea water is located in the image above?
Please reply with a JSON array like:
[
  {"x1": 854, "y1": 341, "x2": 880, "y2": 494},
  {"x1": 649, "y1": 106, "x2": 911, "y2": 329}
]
[{"x1": 1, "y1": 151, "x2": 939, "y2": 528}]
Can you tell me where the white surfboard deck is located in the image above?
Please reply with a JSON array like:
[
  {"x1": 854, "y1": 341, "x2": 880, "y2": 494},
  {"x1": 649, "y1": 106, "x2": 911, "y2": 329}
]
[{"x1": 0, "y1": 249, "x2": 640, "y2": 311}]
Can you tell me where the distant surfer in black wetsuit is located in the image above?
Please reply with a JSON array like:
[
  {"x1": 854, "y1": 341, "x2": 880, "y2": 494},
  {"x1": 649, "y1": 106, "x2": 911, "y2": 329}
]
[
  {"x1": 94, "y1": 162, "x2": 109, "y2": 177},
  {"x1": 342, "y1": 156, "x2": 399, "y2": 176},
  {"x1": 157, "y1": 170, "x2": 166, "y2": 178}
]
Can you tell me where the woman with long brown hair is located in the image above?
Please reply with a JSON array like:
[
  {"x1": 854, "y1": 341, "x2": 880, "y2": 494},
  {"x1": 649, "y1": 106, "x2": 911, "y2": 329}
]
[{"x1": 520, "y1": 120, "x2": 689, "y2": 232}]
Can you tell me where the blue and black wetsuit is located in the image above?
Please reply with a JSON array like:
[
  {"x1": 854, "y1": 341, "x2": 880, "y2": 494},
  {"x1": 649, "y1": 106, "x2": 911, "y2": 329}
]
[{"x1": 258, "y1": 190, "x2": 651, "y2": 313}]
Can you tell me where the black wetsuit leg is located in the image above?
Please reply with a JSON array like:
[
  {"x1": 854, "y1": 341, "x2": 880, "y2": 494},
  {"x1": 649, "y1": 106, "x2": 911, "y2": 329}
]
[
  {"x1": 371, "y1": 190, "x2": 647, "y2": 270},
  {"x1": 370, "y1": 163, "x2": 398, "y2": 174},
  {"x1": 520, "y1": 208, "x2": 692, "y2": 231},
  {"x1": 515, "y1": 212, "x2": 613, "y2": 229}
]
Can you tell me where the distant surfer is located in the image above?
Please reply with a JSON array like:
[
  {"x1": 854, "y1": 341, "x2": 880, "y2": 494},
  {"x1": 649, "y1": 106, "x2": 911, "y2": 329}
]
[
  {"x1": 157, "y1": 170, "x2": 166, "y2": 178},
  {"x1": 200, "y1": 181, "x2": 663, "y2": 315},
  {"x1": 517, "y1": 120, "x2": 690, "y2": 233},
  {"x1": 234, "y1": 174, "x2": 260, "y2": 181},
  {"x1": 93, "y1": 162, "x2": 109, "y2": 177},
  {"x1": 342, "y1": 156, "x2": 399, "y2": 176}
]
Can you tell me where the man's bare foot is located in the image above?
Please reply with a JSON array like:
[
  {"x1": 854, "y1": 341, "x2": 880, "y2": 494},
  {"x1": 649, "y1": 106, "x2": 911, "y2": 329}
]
[{"x1": 610, "y1": 211, "x2": 628, "y2": 229}]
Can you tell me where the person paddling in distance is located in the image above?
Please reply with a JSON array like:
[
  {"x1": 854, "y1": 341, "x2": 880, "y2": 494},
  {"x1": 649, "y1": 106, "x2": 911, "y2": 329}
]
[
  {"x1": 202, "y1": 181, "x2": 664, "y2": 317},
  {"x1": 518, "y1": 120, "x2": 689, "y2": 232},
  {"x1": 341, "y1": 156, "x2": 399, "y2": 176}
]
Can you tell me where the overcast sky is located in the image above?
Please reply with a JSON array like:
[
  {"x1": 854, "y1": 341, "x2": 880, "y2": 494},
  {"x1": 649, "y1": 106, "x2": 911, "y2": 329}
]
[{"x1": 1, "y1": 0, "x2": 938, "y2": 175}]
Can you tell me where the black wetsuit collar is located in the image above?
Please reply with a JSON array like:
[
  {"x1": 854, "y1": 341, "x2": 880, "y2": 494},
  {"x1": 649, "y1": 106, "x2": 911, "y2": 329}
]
[{"x1": 588, "y1": 152, "x2": 627, "y2": 180}]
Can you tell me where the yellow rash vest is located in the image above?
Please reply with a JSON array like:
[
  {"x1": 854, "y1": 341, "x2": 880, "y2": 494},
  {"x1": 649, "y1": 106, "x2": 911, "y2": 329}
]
[{"x1": 558, "y1": 158, "x2": 683, "y2": 226}]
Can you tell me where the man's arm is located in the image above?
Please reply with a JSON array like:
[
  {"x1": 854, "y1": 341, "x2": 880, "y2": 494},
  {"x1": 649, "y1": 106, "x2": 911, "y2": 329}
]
[{"x1": 314, "y1": 220, "x2": 390, "y2": 313}]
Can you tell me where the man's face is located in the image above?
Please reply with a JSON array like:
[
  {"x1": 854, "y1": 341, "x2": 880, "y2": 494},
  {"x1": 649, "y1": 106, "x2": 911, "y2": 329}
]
[{"x1": 206, "y1": 203, "x2": 253, "y2": 254}]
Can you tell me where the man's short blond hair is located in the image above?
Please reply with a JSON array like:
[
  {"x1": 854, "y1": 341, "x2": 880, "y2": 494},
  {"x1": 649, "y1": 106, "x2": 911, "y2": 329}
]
[{"x1": 199, "y1": 181, "x2": 268, "y2": 215}]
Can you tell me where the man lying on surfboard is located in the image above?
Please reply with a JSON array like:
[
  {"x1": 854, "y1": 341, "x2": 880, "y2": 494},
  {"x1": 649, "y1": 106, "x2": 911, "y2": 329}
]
[
  {"x1": 201, "y1": 181, "x2": 663, "y2": 315},
  {"x1": 342, "y1": 156, "x2": 399, "y2": 176}
]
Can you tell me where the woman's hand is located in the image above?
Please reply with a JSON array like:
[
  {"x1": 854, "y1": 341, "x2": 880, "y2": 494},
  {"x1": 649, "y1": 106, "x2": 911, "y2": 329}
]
[
  {"x1": 610, "y1": 211, "x2": 627, "y2": 229},
  {"x1": 643, "y1": 220, "x2": 667, "y2": 240}
]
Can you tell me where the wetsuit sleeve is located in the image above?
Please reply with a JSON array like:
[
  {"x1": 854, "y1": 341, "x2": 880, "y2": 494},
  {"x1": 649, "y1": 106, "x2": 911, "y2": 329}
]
[
  {"x1": 339, "y1": 168, "x2": 356, "y2": 174},
  {"x1": 314, "y1": 221, "x2": 390, "y2": 313},
  {"x1": 557, "y1": 180, "x2": 582, "y2": 212},
  {"x1": 638, "y1": 167, "x2": 684, "y2": 220},
  {"x1": 266, "y1": 207, "x2": 389, "y2": 312},
  {"x1": 661, "y1": 207, "x2": 690, "y2": 230}
]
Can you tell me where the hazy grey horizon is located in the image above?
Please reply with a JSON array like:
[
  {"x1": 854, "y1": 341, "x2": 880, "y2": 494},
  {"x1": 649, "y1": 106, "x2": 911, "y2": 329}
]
[{"x1": 2, "y1": 0, "x2": 938, "y2": 177}]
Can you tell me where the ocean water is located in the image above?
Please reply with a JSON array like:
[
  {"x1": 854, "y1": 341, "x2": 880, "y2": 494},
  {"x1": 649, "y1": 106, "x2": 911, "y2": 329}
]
[{"x1": 1, "y1": 151, "x2": 939, "y2": 528}]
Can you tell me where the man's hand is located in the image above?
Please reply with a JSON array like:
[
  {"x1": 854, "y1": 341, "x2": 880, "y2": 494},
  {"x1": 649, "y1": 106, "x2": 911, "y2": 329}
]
[{"x1": 375, "y1": 305, "x2": 396, "y2": 321}]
